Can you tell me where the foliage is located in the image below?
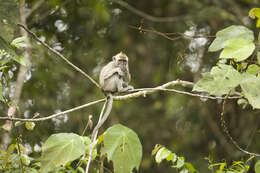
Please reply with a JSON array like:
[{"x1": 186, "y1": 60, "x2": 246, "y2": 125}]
[
  {"x1": 103, "y1": 124, "x2": 142, "y2": 173},
  {"x1": 208, "y1": 156, "x2": 253, "y2": 173},
  {"x1": 249, "y1": 8, "x2": 260, "y2": 27},
  {"x1": 152, "y1": 145, "x2": 198, "y2": 173},
  {"x1": 40, "y1": 133, "x2": 87, "y2": 173},
  {"x1": 194, "y1": 25, "x2": 260, "y2": 109},
  {"x1": 1, "y1": 0, "x2": 260, "y2": 173}
]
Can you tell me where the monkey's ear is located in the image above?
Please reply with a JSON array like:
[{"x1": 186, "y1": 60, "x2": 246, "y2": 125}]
[{"x1": 112, "y1": 56, "x2": 116, "y2": 61}]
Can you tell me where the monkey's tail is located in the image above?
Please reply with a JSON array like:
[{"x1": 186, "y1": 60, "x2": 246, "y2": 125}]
[{"x1": 91, "y1": 93, "x2": 113, "y2": 141}]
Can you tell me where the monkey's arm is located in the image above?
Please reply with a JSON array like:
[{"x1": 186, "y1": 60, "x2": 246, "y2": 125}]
[{"x1": 103, "y1": 67, "x2": 123, "y2": 79}]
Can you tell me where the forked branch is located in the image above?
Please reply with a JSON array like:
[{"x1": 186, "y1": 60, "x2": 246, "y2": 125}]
[
  {"x1": 0, "y1": 79, "x2": 241, "y2": 122},
  {"x1": 17, "y1": 24, "x2": 100, "y2": 88}
]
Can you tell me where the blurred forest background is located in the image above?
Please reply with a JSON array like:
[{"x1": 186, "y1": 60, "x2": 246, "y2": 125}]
[{"x1": 0, "y1": 0, "x2": 260, "y2": 172}]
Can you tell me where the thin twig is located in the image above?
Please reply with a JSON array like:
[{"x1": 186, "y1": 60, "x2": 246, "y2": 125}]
[
  {"x1": 220, "y1": 94, "x2": 260, "y2": 156},
  {"x1": 111, "y1": 0, "x2": 182, "y2": 22},
  {"x1": 13, "y1": 122, "x2": 24, "y2": 173},
  {"x1": 133, "y1": 88, "x2": 241, "y2": 99},
  {"x1": 16, "y1": 136, "x2": 24, "y2": 173},
  {"x1": 0, "y1": 99, "x2": 105, "y2": 121},
  {"x1": 129, "y1": 25, "x2": 215, "y2": 41},
  {"x1": 17, "y1": 24, "x2": 100, "y2": 88},
  {"x1": 0, "y1": 80, "x2": 241, "y2": 122}
]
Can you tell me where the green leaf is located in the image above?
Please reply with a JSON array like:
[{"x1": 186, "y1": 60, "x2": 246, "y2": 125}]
[
  {"x1": 257, "y1": 52, "x2": 260, "y2": 65},
  {"x1": 40, "y1": 133, "x2": 86, "y2": 173},
  {"x1": 82, "y1": 136, "x2": 97, "y2": 160},
  {"x1": 21, "y1": 153, "x2": 31, "y2": 166},
  {"x1": 219, "y1": 38, "x2": 255, "y2": 61},
  {"x1": 0, "y1": 65, "x2": 9, "y2": 71},
  {"x1": 249, "y1": 8, "x2": 260, "y2": 19},
  {"x1": 152, "y1": 144, "x2": 163, "y2": 156},
  {"x1": 11, "y1": 36, "x2": 26, "y2": 45},
  {"x1": 249, "y1": 8, "x2": 260, "y2": 28},
  {"x1": 209, "y1": 25, "x2": 254, "y2": 52},
  {"x1": 11, "y1": 36, "x2": 27, "y2": 49},
  {"x1": 155, "y1": 147, "x2": 172, "y2": 163},
  {"x1": 246, "y1": 64, "x2": 260, "y2": 75},
  {"x1": 258, "y1": 32, "x2": 260, "y2": 43},
  {"x1": 240, "y1": 73, "x2": 260, "y2": 109},
  {"x1": 237, "y1": 98, "x2": 248, "y2": 109},
  {"x1": 14, "y1": 121, "x2": 24, "y2": 127},
  {"x1": 180, "y1": 168, "x2": 189, "y2": 173},
  {"x1": 104, "y1": 124, "x2": 142, "y2": 173},
  {"x1": 176, "y1": 157, "x2": 185, "y2": 168},
  {"x1": 193, "y1": 64, "x2": 242, "y2": 95},
  {"x1": 255, "y1": 160, "x2": 260, "y2": 173},
  {"x1": 185, "y1": 162, "x2": 198, "y2": 173},
  {"x1": 13, "y1": 56, "x2": 27, "y2": 66},
  {"x1": 25, "y1": 122, "x2": 36, "y2": 131},
  {"x1": 0, "y1": 83, "x2": 3, "y2": 102}
]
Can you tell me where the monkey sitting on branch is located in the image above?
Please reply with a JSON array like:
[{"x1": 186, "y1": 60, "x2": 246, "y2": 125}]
[{"x1": 91, "y1": 52, "x2": 134, "y2": 141}]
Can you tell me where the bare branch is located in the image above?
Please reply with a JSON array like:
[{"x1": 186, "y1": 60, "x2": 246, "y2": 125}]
[
  {"x1": 0, "y1": 79, "x2": 241, "y2": 122},
  {"x1": 0, "y1": 99, "x2": 105, "y2": 122},
  {"x1": 17, "y1": 24, "x2": 100, "y2": 89},
  {"x1": 129, "y1": 25, "x2": 215, "y2": 41},
  {"x1": 111, "y1": 0, "x2": 182, "y2": 23},
  {"x1": 220, "y1": 94, "x2": 260, "y2": 157}
]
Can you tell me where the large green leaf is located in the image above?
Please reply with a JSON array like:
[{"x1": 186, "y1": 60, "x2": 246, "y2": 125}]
[
  {"x1": 193, "y1": 64, "x2": 242, "y2": 95},
  {"x1": 209, "y1": 25, "x2": 254, "y2": 52},
  {"x1": 255, "y1": 160, "x2": 260, "y2": 173},
  {"x1": 257, "y1": 52, "x2": 260, "y2": 65},
  {"x1": 240, "y1": 73, "x2": 260, "y2": 109},
  {"x1": 40, "y1": 133, "x2": 87, "y2": 173},
  {"x1": 246, "y1": 64, "x2": 260, "y2": 75},
  {"x1": 104, "y1": 124, "x2": 142, "y2": 173},
  {"x1": 219, "y1": 38, "x2": 255, "y2": 61}
]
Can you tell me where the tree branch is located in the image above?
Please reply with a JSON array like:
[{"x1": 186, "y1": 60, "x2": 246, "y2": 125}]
[
  {"x1": 220, "y1": 94, "x2": 260, "y2": 156},
  {"x1": 0, "y1": 99, "x2": 105, "y2": 122},
  {"x1": 0, "y1": 79, "x2": 241, "y2": 122},
  {"x1": 111, "y1": 0, "x2": 182, "y2": 23},
  {"x1": 129, "y1": 25, "x2": 215, "y2": 41},
  {"x1": 17, "y1": 24, "x2": 100, "y2": 89}
]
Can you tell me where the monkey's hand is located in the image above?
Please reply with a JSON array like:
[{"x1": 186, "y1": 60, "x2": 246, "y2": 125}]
[
  {"x1": 127, "y1": 85, "x2": 134, "y2": 91},
  {"x1": 116, "y1": 68, "x2": 124, "y2": 77},
  {"x1": 122, "y1": 84, "x2": 134, "y2": 91},
  {"x1": 103, "y1": 67, "x2": 123, "y2": 80}
]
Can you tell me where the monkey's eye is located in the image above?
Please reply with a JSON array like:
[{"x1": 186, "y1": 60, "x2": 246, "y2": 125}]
[{"x1": 119, "y1": 59, "x2": 126, "y2": 62}]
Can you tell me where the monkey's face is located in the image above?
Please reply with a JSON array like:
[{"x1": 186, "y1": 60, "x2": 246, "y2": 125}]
[
  {"x1": 117, "y1": 58, "x2": 128, "y2": 70},
  {"x1": 113, "y1": 54, "x2": 128, "y2": 71}
]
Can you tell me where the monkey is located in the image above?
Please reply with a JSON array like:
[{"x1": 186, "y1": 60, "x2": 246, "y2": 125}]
[
  {"x1": 91, "y1": 52, "x2": 133, "y2": 141},
  {"x1": 99, "y1": 52, "x2": 133, "y2": 93}
]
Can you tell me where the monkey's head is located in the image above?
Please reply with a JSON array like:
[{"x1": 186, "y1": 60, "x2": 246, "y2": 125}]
[{"x1": 112, "y1": 52, "x2": 129, "y2": 71}]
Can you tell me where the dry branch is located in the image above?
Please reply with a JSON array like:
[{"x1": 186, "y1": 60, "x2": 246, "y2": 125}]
[
  {"x1": 0, "y1": 80, "x2": 241, "y2": 122},
  {"x1": 17, "y1": 24, "x2": 100, "y2": 88},
  {"x1": 111, "y1": 0, "x2": 182, "y2": 23}
]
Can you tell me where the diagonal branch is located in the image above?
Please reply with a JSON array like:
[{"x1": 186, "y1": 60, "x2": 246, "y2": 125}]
[
  {"x1": 17, "y1": 24, "x2": 100, "y2": 88},
  {"x1": 129, "y1": 25, "x2": 216, "y2": 41},
  {"x1": 0, "y1": 99, "x2": 105, "y2": 122},
  {"x1": 111, "y1": 0, "x2": 182, "y2": 23},
  {"x1": 0, "y1": 79, "x2": 241, "y2": 122}
]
